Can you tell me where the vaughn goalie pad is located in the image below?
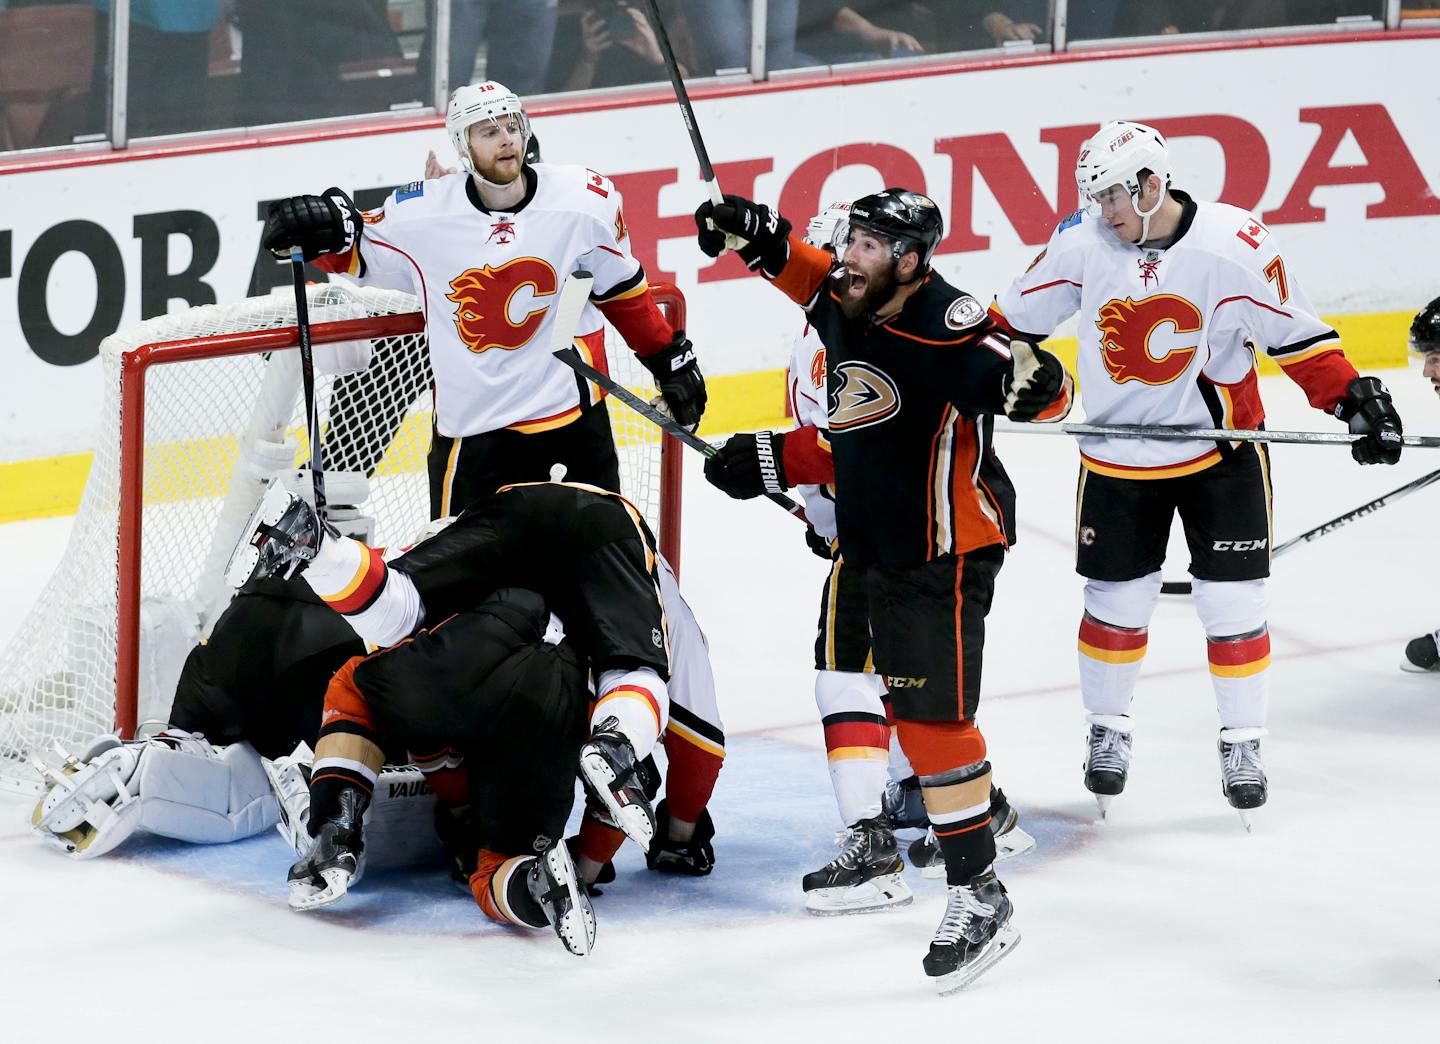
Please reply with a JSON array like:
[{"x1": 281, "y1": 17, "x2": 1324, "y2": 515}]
[{"x1": 31, "y1": 731, "x2": 279, "y2": 859}]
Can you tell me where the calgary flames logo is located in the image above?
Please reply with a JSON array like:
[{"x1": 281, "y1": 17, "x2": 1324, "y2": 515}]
[
  {"x1": 1096, "y1": 294, "x2": 1202, "y2": 386},
  {"x1": 446, "y1": 258, "x2": 558, "y2": 354}
]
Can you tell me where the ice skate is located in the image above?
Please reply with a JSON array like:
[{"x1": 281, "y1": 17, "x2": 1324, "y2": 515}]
[
  {"x1": 1218, "y1": 727, "x2": 1267, "y2": 831},
  {"x1": 803, "y1": 816, "x2": 912, "y2": 915},
  {"x1": 1084, "y1": 714, "x2": 1133, "y2": 819},
  {"x1": 646, "y1": 802, "x2": 716, "y2": 876},
  {"x1": 908, "y1": 787, "x2": 1035, "y2": 879},
  {"x1": 287, "y1": 786, "x2": 367, "y2": 911},
  {"x1": 527, "y1": 838, "x2": 597, "y2": 957},
  {"x1": 1400, "y1": 631, "x2": 1440, "y2": 673},
  {"x1": 262, "y1": 743, "x2": 314, "y2": 857},
  {"x1": 923, "y1": 868, "x2": 1020, "y2": 994},
  {"x1": 881, "y1": 774, "x2": 928, "y2": 831},
  {"x1": 578, "y1": 716, "x2": 656, "y2": 848},
  {"x1": 225, "y1": 478, "x2": 327, "y2": 588}
]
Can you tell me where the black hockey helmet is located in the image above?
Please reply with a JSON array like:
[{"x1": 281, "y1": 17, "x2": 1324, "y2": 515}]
[
  {"x1": 1409, "y1": 295, "x2": 1440, "y2": 355},
  {"x1": 844, "y1": 188, "x2": 944, "y2": 268}
]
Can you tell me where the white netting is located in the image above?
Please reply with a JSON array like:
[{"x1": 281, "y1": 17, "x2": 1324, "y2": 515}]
[{"x1": 0, "y1": 282, "x2": 677, "y2": 792}]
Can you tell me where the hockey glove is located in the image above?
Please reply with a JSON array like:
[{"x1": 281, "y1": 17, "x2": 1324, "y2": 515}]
[
  {"x1": 704, "y1": 431, "x2": 789, "y2": 500},
  {"x1": 1002, "y1": 340, "x2": 1069, "y2": 422},
  {"x1": 1336, "y1": 375, "x2": 1403, "y2": 465},
  {"x1": 262, "y1": 187, "x2": 361, "y2": 262},
  {"x1": 804, "y1": 525, "x2": 833, "y2": 560},
  {"x1": 640, "y1": 334, "x2": 707, "y2": 432},
  {"x1": 694, "y1": 195, "x2": 792, "y2": 274}
]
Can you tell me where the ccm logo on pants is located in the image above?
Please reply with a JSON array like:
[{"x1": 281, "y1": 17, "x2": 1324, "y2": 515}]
[{"x1": 1211, "y1": 539, "x2": 1268, "y2": 551}]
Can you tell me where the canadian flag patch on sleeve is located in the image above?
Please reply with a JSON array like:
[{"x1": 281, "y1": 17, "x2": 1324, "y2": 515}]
[{"x1": 1235, "y1": 217, "x2": 1270, "y2": 249}]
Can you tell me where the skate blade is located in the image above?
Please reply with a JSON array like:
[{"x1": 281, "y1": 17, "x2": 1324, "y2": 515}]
[
  {"x1": 805, "y1": 873, "x2": 913, "y2": 916},
  {"x1": 1237, "y1": 810, "x2": 1253, "y2": 833},
  {"x1": 1399, "y1": 660, "x2": 1440, "y2": 674},
  {"x1": 544, "y1": 844, "x2": 597, "y2": 957},
  {"x1": 288, "y1": 866, "x2": 352, "y2": 912},
  {"x1": 1094, "y1": 795, "x2": 1112, "y2": 821},
  {"x1": 578, "y1": 749, "x2": 655, "y2": 848},
  {"x1": 995, "y1": 825, "x2": 1036, "y2": 862},
  {"x1": 933, "y1": 924, "x2": 1022, "y2": 995}
]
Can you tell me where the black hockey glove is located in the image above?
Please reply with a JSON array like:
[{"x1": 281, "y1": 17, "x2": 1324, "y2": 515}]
[
  {"x1": 1002, "y1": 340, "x2": 1069, "y2": 422},
  {"x1": 704, "y1": 430, "x2": 789, "y2": 500},
  {"x1": 262, "y1": 187, "x2": 361, "y2": 262},
  {"x1": 1335, "y1": 375, "x2": 1403, "y2": 465},
  {"x1": 640, "y1": 334, "x2": 707, "y2": 432},
  {"x1": 804, "y1": 525, "x2": 833, "y2": 560},
  {"x1": 694, "y1": 195, "x2": 792, "y2": 274}
]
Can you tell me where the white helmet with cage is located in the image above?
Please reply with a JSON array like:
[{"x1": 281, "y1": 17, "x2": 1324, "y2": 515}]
[
  {"x1": 1075, "y1": 121, "x2": 1171, "y2": 243},
  {"x1": 805, "y1": 200, "x2": 853, "y2": 252},
  {"x1": 446, "y1": 80, "x2": 531, "y2": 184}
]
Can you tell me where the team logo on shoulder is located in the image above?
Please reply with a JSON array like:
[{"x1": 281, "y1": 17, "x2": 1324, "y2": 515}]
[
  {"x1": 447, "y1": 257, "x2": 558, "y2": 354},
  {"x1": 945, "y1": 295, "x2": 986, "y2": 330},
  {"x1": 1236, "y1": 217, "x2": 1270, "y2": 249},
  {"x1": 1095, "y1": 294, "x2": 1201, "y2": 386},
  {"x1": 828, "y1": 362, "x2": 901, "y2": 432},
  {"x1": 395, "y1": 181, "x2": 424, "y2": 202},
  {"x1": 809, "y1": 346, "x2": 827, "y2": 390}
]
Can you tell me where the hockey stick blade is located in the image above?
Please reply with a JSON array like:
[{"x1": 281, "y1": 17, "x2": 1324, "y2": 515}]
[{"x1": 551, "y1": 339, "x2": 806, "y2": 522}]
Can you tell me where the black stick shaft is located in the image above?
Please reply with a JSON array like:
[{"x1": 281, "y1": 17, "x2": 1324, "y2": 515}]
[
  {"x1": 554, "y1": 347, "x2": 807, "y2": 522},
  {"x1": 289, "y1": 250, "x2": 326, "y2": 519},
  {"x1": 641, "y1": 0, "x2": 721, "y2": 197},
  {"x1": 1272, "y1": 466, "x2": 1440, "y2": 556}
]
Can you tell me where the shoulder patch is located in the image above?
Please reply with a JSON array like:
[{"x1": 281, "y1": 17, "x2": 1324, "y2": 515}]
[
  {"x1": 944, "y1": 295, "x2": 987, "y2": 331},
  {"x1": 1057, "y1": 210, "x2": 1084, "y2": 233},
  {"x1": 1235, "y1": 216, "x2": 1270, "y2": 250},
  {"x1": 395, "y1": 181, "x2": 425, "y2": 203}
]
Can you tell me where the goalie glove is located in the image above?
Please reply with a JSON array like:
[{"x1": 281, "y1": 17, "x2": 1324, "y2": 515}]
[
  {"x1": 694, "y1": 195, "x2": 792, "y2": 275},
  {"x1": 262, "y1": 187, "x2": 361, "y2": 262},
  {"x1": 703, "y1": 431, "x2": 789, "y2": 500},
  {"x1": 1002, "y1": 340, "x2": 1071, "y2": 422},
  {"x1": 639, "y1": 334, "x2": 707, "y2": 432},
  {"x1": 1335, "y1": 375, "x2": 1403, "y2": 465}
]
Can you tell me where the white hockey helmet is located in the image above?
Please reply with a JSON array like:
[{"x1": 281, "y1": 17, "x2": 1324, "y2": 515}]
[
  {"x1": 805, "y1": 200, "x2": 853, "y2": 251},
  {"x1": 1075, "y1": 121, "x2": 1171, "y2": 241},
  {"x1": 446, "y1": 80, "x2": 531, "y2": 179}
]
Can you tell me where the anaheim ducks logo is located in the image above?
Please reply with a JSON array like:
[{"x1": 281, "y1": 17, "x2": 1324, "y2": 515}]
[
  {"x1": 828, "y1": 361, "x2": 900, "y2": 432},
  {"x1": 446, "y1": 257, "x2": 558, "y2": 354},
  {"x1": 809, "y1": 346, "x2": 826, "y2": 391},
  {"x1": 1096, "y1": 294, "x2": 1202, "y2": 386}
]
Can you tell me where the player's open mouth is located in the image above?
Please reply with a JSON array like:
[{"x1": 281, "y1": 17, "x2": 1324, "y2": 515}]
[{"x1": 844, "y1": 271, "x2": 867, "y2": 297}]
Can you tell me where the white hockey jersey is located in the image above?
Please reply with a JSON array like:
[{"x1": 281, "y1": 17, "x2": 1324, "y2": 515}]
[
  {"x1": 785, "y1": 321, "x2": 836, "y2": 541},
  {"x1": 322, "y1": 163, "x2": 664, "y2": 438},
  {"x1": 993, "y1": 193, "x2": 1357, "y2": 478}
]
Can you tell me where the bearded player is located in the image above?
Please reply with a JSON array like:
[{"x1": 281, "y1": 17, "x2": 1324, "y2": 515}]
[
  {"x1": 992, "y1": 121, "x2": 1403, "y2": 826},
  {"x1": 260, "y1": 80, "x2": 706, "y2": 518}
]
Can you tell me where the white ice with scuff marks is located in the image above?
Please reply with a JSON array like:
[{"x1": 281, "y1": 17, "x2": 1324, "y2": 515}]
[{"x1": 1, "y1": 368, "x2": 1437, "y2": 1040}]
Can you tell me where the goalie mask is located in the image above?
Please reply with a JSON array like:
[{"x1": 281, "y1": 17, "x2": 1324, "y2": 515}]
[
  {"x1": 447, "y1": 80, "x2": 532, "y2": 186},
  {"x1": 837, "y1": 189, "x2": 943, "y2": 279},
  {"x1": 1075, "y1": 121, "x2": 1171, "y2": 244}
]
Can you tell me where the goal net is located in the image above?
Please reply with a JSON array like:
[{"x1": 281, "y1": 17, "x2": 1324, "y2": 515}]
[{"x1": 0, "y1": 281, "x2": 684, "y2": 793}]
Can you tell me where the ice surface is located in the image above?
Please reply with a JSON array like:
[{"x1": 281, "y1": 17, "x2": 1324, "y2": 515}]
[{"x1": 2, "y1": 368, "x2": 1438, "y2": 1039}]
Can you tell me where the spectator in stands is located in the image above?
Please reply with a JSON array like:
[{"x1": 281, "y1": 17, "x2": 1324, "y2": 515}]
[
  {"x1": 795, "y1": 0, "x2": 930, "y2": 64},
  {"x1": 933, "y1": 2, "x2": 1048, "y2": 51},
  {"x1": 1066, "y1": 0, "x2": 1197, "y2": 38},
  {"x1": 677, "y1": 0, "x2": 805, "y2": 74},
  {"x1": 418, "y1": 0, "x2": 559, "y2": 98},
  {"x1": 563, "y1": 1, "x2": 685, "y2": 91},
  {"x1": 90, "y1": 0, "x2": 220, "y2": 138}
]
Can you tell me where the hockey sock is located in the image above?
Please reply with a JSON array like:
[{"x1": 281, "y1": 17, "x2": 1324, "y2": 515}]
[
  {"x1": 884, "y1": 695, "x2": 917, "y2": 781},
  {"x1": 1078, "y1": 612, "x2": 1149, "y2": 717},
  {"x1": 310, "y1": 661, "x2": 384, "y2": 829},
  {"x1": 661, "y1": 705, "x2": 725, "y2": 835},
  {"x1": 470, "y1": 849, "x2": 546, "y2": 929},
  {"x1": 301, "y1": 535, "x2": 422, "y2": 647},
  {"x1": 815, "y1": 671, "x2": 890, "y2": 824},
  {"x1": 894, "y1": 718, "x2": 996, "y2": 885},
  {"x1": 410, "y1": 747, "x2": 469, "y2": 804},
  {"x1": 1206, "y1": 626, "x2": 1271, "y2": 729},
  {"x1": 592, "y1": 668, "x2": 668, "y2": 759},
  {"x1": 575, "y1": 814, "x2": 626, "y2": 880}
]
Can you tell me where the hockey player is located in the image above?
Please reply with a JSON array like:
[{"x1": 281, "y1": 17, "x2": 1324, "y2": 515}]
[
  {"x1": 1400, "y1": 296, "x2": 1440, "y2": 672},
  {"x1": 288, "y1": 585, "x2": 600, "y2": 955},
  {"x1": 695, "y1": 188, "x2": 1073, "y2": 991},
  {"x1": 786, "y1": 202, "x2": 1033, "y2": 916},
  {"x1": 260, "y1": 80, "x2": 706, "y2": 518},
  {"x1": 991, "y1": 122, "x2": 1404, "y2": 824},
  {"x1": 229, "y1": 479, "x2": 677, "y2": 869}
]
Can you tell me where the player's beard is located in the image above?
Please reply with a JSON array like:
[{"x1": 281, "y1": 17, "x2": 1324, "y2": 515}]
[
  {"x1": 474, "y1": 150, "x2": 523, "y2": 186},
  {"x1": 837, "y1": 263, "x2": 897, "y2": 320}
]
